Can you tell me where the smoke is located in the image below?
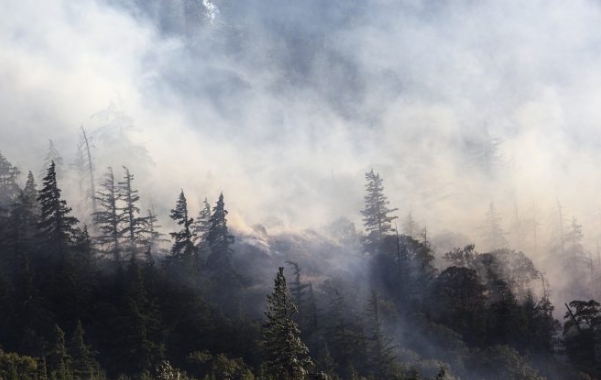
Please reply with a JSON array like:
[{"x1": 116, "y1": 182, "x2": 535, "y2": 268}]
[{"x1": 3, "y1": 0, "x2": 601, "y2": 304}]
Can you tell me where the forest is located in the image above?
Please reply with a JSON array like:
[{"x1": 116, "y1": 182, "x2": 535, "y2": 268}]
[
  {"x1": 5, "y1": 0, "x2": 601, "y2": 379},
  {"x1": 0, "y1": 145, "x2": 600, "y2": 380}
]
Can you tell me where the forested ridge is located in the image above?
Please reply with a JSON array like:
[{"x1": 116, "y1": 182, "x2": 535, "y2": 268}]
[{"x1": 0, "y1": 150, "x2": 600, "y2": 380}]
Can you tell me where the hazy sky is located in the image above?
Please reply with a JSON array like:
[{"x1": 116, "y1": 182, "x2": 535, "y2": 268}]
[{"x1": 3, "y1": 0, "x2": 601, "y2": 257}]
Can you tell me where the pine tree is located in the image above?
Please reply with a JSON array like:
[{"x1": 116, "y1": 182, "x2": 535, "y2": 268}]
[
  {"x1": 365, "y1": 291, "x2": 395, "y2": 380},
  {"x1": 325, "y1": 286, "x2": 367, "y2": 378},
  {"x1": 37, "y1": 161, "x2": 79, "y2": 254},
  {"x1": 0, "y1": 151, "x2": 21, "y2": 215},
  {"x1": 361, "y1": 170, "x2": 398, "y2": 250},
  {"x1": 3, "y1": 171, "x2": 39, "y2": 274},
  {"x1": 206, "y1": 193, "x2": 235, "y2": 270},
  {"x1": 262, "y1": 267, "x2": 312, "y2": 380},
  {"x1": 286, "y1": 262, "x2": 309, "y2": 317},
  {"x1": 47, "y1": 324, "x2": 71, "y2": 380},
  {"x1": 93, "y1": 167, "x2": 123, "y2": 262},
  {"x1": 69, "y1": 320, "x2": 99, "y2": 380},
  {"x1": 168, "y1": 190, "x2": 196, "y2": 276},
  {"x1": 140, "y1": 207, "x2": 167, "y2": 257},
  {"x1": 118, "y1": 167, "x2": 147, "y2": 259},
  {"x1": 193, "y1": 197, "x2": 211, "y2": 246}
]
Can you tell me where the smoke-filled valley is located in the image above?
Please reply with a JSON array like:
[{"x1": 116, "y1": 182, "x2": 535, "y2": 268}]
[{"x1": 3, "y1": 0, "x2": 601, "y2": 379}]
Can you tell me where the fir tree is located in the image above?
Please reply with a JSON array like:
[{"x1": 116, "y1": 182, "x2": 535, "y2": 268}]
[
  {"x1": 0, "y1": 151, "x2": 21, "y2": 215},
  {"x1": 365, "y1": 291, "x2": 395, "y2": 380},
  {"x1": 206, "y1": 193, "x2": 234, "y2": 271},
  {"x1": 141, "y1": 206, "x2": 167, "y2": 257},
  {"x1": 262, "y1": 267, "x2": 312, "y2": 380},
  {"x1": 47, "y1": 324, "x2": 71, "y2": 380},
  {"x1": 93, "y1": 167, "x2": 123, "y2": 262},
  {"x1": 361, "y1": 170, "x2": 398, "y2": 250},
  {"x1": 118, "y1": 167, "x2": 147, "y2": 258},
  {"x1": 69, "y1": 320, "x2": 99, "y2": 380},
  {"x1": 3, "y1": 171, "x2": 39, "y2": 274},
  {"x1": 168, "y1": 190, "x2": 196, "y2": 276},
  {"x1": 37, "y1": 161, "x2": 79, "y2": 254},
  {"x1": 192, "y1": 197, "x2": 211, "y2": 246}
]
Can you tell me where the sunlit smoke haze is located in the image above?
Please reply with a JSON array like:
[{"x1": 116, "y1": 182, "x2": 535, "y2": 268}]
[{"x1": 3, "y1": 0, "x2": 601, "y2": 306}]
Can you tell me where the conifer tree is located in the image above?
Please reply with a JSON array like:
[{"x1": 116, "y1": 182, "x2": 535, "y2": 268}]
[
  {"x1": 69, "y1": 320, "x2": 99, "y2": 380},
  {"x1": 3, "y1": 171, "x2": 39, "y2": 274},
  {"x1": 141, "y1": 207, "x2": 166, "y2": 257},
  {"x1": 0, "y1": 151, "x2": 21, "y2": 215},
  {"x1": 20, "y1": 172, "x2": 40, "y2": 220},
  {"x1": 365, "y1": 291, "x2": 395, "y2": 380},
  {"x1": 168, "y1": 190, "x2": 196, "y2": 275},
  {"x1": 47, "y1": 324, "x2": 71, "y2": 380},
  {"x1": 118, "y1": 167, "x2": 147, "y2": 258},
  {"x1": 37, "y1": 162, "x2": 79, "y2": 254},
  {"x1": 262, "y1": 267, "x2": 312, "y2": 380},
  {"x1": 286, "y1": 261, "x2": 310, "y2": 324},
  {"x1": 93, "y1": 167, "x2": 123, "y2": 262},
  {"x1": 206, "y1": 193, "x2": 234, "y2": 270},
  {"x1": 361, "y1": 170, "x2": 397, "y2": 250},
  {"x1": 325, "y1": 287, "x2": 366, "y2": 377},
  {"x1": 193, "y1": 197, "x2": 211, "y2": 245}
]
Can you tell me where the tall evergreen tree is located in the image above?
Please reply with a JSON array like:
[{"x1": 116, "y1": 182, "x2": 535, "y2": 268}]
[
  {"x1": 0, "y1": 151, "x2": 20, "y2": 215},
  {"x1": 37, "y1": 162, "x2": 79, "y2": 254},
  {"x1": 192, "y1": 197, "x2": 211, "y2": 246},
  {"x1": 365, "y1": 291, "x2": 395, "y2": 380},
  {"x1": 361, "y1": 170, "x2": 398, "y2": 250},
  {"x1": 118, "y1": 167, "x2": 147, "y2": 258},
  {"x1": 3, "y1": 171, "x2": 39, "y2": 275},
  {"x1": 262, "y1": 267, "x2": 312, "y2": 380},
  {"x1": 206, "y1": 193, "x2": 235, "y2": 270},
  {"x1": 140, "y1": 207, "x2": 166, "y2": 257},
  {"x1": 69, "y1": 320, "x2": 99, "y2": 380},
  {"x1": 47, "y1": 324, "x2": 71, "y2": 380},
  {"x1": 168, "y1": 190, "x2": 196, "y2": 276},
  {"x1": 93, "y1": 168, "x2": 123, "y2": 262}
]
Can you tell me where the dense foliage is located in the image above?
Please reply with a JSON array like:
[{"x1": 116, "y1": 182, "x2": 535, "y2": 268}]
[{"x1": 0, "y1": 153, "x2": 598, "y2": 379}]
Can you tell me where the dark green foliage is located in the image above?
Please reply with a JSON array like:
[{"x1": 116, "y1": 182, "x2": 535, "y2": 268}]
[
  {"x1": 365, "y1": 291, "x2": 396, "y2": 380},
  {"x1": 47, "y1": 324, "x2": 70, "y2": 380},
  {"x1": 193, "y1": 197, "x2": 211, "y2": 246},
  {"x1": 0, "y1": 151, "x2": 21, "y2": 214},
  {"x1": 113, "y1": 256, "x2": 165, "y2": 375},
  {"x1": 168, "y1": 190, "x2": 196, "y2": 278},
  {"x1": 0, "y1": 347, "x2": 39, "y2": 380},
  {"x1": 0, "y1": 160, "x2": 593, "y2": 380},
  {"x1": 563, "y1": 300, "x2": 601, "y2": 377},
  {"x1": 262, "y1": 267, "x2": 312, "y2": 380},
  {"x1": 468, "y1": 345, "x2": 544, "y2": 380},
  {"x1": 431, "y1": 267, "x2": 487, "y2": 346},
  {"x1": 322, "y1": 281, "x2": 368, "y2": 378},
  {"x1": 37, "y1": 161, "x2": 79, "y2": 253},
  {"x1": 188, "y1": 351, "x2": 255, "y2": 380},
  {"x1": 206, "y1": 193, "x2": 234, "y2": 271},
  {"x1": 69, "y1": 321, "x2": 101, "y2": 380}
]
